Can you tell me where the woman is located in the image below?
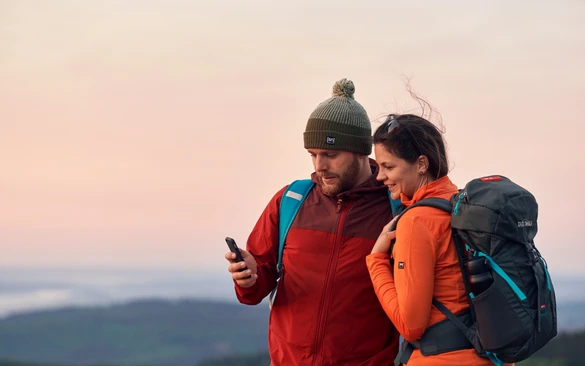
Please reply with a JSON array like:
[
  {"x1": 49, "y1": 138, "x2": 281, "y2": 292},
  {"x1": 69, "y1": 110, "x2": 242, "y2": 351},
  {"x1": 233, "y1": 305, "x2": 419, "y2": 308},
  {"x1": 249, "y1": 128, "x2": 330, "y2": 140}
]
[{"x1": 366, "y1": 114, "x2": 513, "y2": 366}]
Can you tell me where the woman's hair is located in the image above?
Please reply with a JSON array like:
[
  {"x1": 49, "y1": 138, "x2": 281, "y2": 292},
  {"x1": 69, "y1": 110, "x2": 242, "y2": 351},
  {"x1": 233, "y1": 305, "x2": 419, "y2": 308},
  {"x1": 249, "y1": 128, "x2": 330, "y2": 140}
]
[{"x1": 373, "y1": 113, "x2": 448, "y2": 180}]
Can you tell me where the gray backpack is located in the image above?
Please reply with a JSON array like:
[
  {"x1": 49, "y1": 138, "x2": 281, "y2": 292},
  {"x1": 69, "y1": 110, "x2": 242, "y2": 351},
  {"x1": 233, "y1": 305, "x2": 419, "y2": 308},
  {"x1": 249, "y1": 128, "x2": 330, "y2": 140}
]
[{"x1": 392, "y1": 175, "x2": 557, "y2": 365}]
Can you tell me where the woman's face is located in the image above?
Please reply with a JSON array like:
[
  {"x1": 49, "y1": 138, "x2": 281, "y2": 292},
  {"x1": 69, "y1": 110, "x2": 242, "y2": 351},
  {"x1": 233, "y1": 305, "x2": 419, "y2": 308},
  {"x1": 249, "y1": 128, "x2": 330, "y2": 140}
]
[{"x1": 374, "y1": 143, "x2": 425, "y2": 201}]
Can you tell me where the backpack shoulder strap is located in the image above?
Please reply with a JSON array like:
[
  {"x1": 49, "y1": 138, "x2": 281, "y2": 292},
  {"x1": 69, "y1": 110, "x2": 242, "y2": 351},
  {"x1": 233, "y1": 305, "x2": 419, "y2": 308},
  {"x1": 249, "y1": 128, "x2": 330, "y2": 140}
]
[
  {"x1": 270, "y1": 179, "x2": 314, "y2": 309},
  {"x1": 389, "y1": 197, "x2": 452, "y2": 231},
  {"x1": 277, "y1": 179, "x2": 314, "y2": 272},
  {"x1": 392, "y1": 198, "x2": 487, "y2": 364},
  {"x1": 409, "y1": 197, "x2": 452, "y2": 214},
  {"x1": 388, "y1": 197, "x2": 453, "y2": 267}
]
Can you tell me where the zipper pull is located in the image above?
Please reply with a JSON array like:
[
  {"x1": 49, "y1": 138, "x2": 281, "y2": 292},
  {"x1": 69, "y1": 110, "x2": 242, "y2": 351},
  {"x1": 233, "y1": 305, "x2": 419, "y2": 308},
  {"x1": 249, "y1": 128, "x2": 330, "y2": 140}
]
[
  {"x1": 454, "y1": 192, "x2": 466, "y2": 215},
  {"x1": 336, "y1": 199, "x2": 342, "y2": 213}
]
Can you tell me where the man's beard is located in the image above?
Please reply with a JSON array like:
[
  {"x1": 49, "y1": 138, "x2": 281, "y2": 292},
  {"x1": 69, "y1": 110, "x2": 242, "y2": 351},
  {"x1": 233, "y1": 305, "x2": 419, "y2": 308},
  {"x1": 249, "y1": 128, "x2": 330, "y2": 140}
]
[{"x1": 318, "y1": 156, "x2": 362, "y2": 196}]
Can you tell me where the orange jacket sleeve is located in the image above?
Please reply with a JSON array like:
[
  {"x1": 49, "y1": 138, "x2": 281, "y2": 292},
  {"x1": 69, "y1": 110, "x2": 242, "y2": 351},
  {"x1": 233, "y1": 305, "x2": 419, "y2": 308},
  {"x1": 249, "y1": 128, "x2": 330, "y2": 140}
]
[{"x1": 366, "y1": 214, "x2": 437, "y2": 342}]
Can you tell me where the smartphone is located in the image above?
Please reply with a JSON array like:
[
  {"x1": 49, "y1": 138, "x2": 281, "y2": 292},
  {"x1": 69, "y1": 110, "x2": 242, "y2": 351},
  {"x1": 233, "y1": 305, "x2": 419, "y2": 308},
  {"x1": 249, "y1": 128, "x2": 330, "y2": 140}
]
[{"x1": 225, "y1": 237, "x2": 251, "y2": 278}]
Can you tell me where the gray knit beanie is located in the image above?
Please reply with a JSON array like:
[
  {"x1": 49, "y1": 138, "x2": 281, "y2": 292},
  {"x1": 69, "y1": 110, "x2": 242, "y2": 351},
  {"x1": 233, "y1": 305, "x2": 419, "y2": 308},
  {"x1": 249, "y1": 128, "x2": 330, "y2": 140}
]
[{"x1": 303, "y1": 78, "x2": 372, "y2": 155}]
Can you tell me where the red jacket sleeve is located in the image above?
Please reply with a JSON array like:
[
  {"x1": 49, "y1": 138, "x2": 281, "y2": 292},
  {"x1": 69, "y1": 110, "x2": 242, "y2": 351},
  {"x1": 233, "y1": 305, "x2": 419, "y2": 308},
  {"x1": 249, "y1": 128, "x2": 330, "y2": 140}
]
[
  {"x1": 234, "y1": 186, "x2": 286, "y2": 305},
  {"x1": 366, "y1": 214, "x2": 437, "y2": 342}
]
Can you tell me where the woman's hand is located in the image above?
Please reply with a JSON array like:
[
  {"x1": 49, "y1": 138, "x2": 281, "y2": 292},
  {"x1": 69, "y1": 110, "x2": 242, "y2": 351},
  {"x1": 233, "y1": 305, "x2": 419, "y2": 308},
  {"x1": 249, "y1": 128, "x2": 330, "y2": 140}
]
[{"x1": 371, "y1": 217, "x2": 398, "y2": 254}]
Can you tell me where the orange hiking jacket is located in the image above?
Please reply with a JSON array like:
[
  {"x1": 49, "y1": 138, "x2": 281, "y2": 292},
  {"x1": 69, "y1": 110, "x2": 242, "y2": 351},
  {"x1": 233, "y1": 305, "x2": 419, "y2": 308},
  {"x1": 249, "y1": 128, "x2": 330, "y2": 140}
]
[{"x1": 366, "y1": 176, "x2": 513, "y2": 366}]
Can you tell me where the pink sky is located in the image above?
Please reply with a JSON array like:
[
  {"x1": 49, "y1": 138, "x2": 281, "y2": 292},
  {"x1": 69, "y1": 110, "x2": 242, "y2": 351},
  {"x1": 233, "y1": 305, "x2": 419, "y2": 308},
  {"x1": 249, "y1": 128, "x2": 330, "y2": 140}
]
[{"x1": 1, "y1": 0, "x2": 584, "y2": 275}]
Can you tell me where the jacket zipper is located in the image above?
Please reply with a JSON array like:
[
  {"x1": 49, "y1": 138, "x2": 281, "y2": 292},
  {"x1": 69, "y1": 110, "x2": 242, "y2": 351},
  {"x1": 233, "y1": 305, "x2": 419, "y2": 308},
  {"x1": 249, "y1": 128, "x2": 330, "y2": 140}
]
[{"x1": 314, "y1": 198, "x2": 352, "y2": 364}]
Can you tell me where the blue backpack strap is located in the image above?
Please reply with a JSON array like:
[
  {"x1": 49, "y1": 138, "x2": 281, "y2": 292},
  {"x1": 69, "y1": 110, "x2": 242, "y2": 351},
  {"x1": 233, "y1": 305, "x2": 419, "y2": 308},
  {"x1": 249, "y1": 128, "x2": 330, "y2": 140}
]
[
  {"x1": 388, "y1": 197, "x2": 452, "y2": 268},
  {"x1": 410, "y1": 197, "x2": 452, "y2": 213},
  {"x1": 389, "y1": 193, "x2": 403, "y2": 216},
  {"x1": 390, "y1": 197, "x2": 451, "y2": 231},
  {"x1": 277, "y1": 179, "x2": 314, "y2": 273},
  {"x1": 269, "y1": 179, "x2": 313, "y2": 309}
]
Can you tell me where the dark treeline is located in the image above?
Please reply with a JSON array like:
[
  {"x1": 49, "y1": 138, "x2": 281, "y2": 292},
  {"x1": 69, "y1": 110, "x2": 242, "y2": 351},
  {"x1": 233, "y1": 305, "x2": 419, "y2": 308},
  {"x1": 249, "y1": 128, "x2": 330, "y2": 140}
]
[
  {"x1": 196, "y1": 329, "x2": 585, "y2": 366},
  {"x1": 0, "y1": 315, "x2": 582, "y2": 366}
]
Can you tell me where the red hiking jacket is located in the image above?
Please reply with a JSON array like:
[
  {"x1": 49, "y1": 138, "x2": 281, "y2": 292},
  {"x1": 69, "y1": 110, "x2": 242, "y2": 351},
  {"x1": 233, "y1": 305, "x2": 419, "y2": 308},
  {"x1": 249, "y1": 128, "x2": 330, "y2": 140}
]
[{"x1": 235, "y1": 162, "x2": 399, "y2": 365}]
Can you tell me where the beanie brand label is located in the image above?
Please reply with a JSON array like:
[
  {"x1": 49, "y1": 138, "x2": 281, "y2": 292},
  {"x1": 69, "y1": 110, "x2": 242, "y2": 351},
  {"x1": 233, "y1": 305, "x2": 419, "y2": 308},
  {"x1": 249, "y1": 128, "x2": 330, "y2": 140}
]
[{"x1": 326, "y1": 136, "x2": 336, "y2": 145}]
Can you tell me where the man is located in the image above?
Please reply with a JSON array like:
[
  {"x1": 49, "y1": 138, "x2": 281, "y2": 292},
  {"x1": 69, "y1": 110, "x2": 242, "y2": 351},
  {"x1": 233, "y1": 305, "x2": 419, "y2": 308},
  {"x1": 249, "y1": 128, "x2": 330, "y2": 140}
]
[{"x1": 225, "y1": 79, "x2": 400, "y2": 365}]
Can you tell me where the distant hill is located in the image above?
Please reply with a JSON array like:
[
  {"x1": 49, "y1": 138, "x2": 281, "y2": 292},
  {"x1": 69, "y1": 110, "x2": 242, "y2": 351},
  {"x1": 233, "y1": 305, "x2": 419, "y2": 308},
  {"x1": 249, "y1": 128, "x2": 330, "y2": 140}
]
[
  {"x1": 197, "y1": 352, "x2": 271, "y2": 366},
  {"x1": 0, "y1": 299, "x2": 268, "y2": 366},
  {"x1": 0, "y1": 362, "x2": 53, "y2": 366},
  {"x1": 195, "y1": 331, "x2": 585, "y2": 366},
  {"x1": 0, "y1": 297, "x2": 583, "y2": 366},
  {"x1": 518, "y1": 329, "x2": 585, "y2": 366},
  {"x1": 557, "y1": 301, "x2": 585, "y2": 331},
  {"x1": 196, "y1": 331, "x2": 585, "y2": 366}
]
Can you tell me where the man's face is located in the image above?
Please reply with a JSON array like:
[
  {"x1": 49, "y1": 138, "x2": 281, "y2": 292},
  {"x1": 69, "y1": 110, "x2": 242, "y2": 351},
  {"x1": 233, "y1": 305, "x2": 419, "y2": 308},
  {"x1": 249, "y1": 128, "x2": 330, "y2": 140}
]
[{"x1": 308, "y1": 149, "x2": 362, "y2": 196}]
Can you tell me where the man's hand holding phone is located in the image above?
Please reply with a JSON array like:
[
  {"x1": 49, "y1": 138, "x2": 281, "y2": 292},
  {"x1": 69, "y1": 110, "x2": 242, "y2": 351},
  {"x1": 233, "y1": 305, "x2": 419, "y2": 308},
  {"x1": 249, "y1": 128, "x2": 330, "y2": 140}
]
[{"x1": 225, "y1": 237, "x2": 258, "y2": 288}]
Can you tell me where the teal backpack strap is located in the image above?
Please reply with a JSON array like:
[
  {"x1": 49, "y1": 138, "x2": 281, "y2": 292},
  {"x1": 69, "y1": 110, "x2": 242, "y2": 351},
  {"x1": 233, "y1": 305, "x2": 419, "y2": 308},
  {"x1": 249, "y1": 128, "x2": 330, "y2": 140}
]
[
  {"x1": 277, "y1": 186, "x2": 397, "y2": 268},
  {"x1": 277, "y1": 179, "x2": 314, "y2": 272},
  {"x1": 269, "y1": 179, "x2": 313, "y2": 309},
  {"x1": 389, "y1": 192, "x2": 403, "y2": 216}
]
